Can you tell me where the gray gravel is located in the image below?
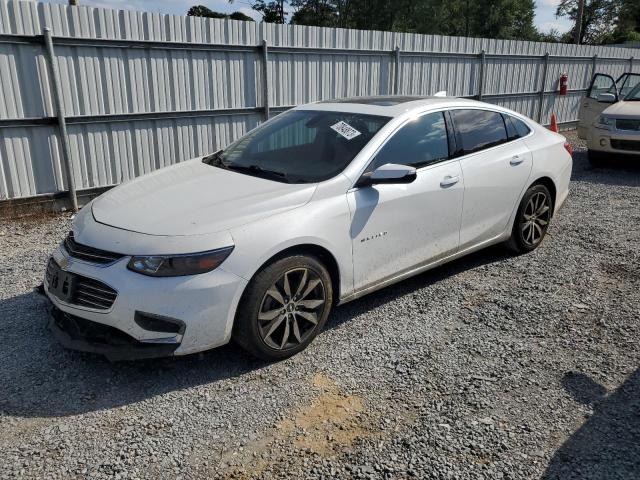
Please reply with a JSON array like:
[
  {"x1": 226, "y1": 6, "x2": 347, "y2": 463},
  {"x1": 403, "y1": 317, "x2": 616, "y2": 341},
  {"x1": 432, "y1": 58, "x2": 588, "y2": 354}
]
[{"x1": 1, "y1": 131, "x2": 639, "y2": 479}]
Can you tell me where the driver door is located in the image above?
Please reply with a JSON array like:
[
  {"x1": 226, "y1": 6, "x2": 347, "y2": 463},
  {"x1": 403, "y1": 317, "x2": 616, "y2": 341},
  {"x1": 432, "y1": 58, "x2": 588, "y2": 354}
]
[
  {"x1": 578, "y1": 74, "x2": 616, "y2": 139},
  {"x1": 348, "y1": 111, "x2": 464, "y2": 293}
]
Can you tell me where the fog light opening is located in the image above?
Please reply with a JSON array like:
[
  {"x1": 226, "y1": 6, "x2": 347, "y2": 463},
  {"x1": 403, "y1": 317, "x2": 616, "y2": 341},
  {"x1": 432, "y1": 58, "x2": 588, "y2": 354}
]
[{"x1": 599, "y1": 138, "x2": 608, "y2": 147}]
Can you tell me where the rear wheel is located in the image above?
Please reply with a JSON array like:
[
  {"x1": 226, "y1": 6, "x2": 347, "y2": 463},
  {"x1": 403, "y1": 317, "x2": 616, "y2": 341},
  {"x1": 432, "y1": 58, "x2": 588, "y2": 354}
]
[
  {"x1": 507, "y1": 184, "x2": 553, "y2": 254},
  {"x1": 233, "y1": 255, "x2": 333, "y2": 360}
]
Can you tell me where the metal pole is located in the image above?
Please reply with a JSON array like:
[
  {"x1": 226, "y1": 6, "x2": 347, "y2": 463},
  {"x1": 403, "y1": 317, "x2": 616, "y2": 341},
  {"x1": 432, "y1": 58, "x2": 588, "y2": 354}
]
[
  {"x1": 393, "y1": 46, "x2": 400, "y2": 95},
  {"x1": 630, "y1": 56, "x2": 635, "y2": 73},
  {"x1": 43, "y1": 27, "x2": 78, "y2": 212},
  {"x1": 261, "y1": 39, "x2": 270, "y2": 121},
  {"x1": 537, "y1": 52, "x2": 549, "y2": 123},
  {"x1": 591, "y1": 54, "x2": 598, "y2": 77},
  {"x1": 477, "y1": 50, "x2": 486, "y2": 101}
]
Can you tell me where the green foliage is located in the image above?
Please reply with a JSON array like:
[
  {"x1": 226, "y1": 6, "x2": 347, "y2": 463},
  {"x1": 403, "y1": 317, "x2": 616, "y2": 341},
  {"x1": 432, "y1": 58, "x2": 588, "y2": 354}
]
[
  {"x1": 287, "y1": 0, "x2": 540, "y2": 40},
  {"x1": 187, "y1": 5, "x2": 254, "y2": 21},
  {"x1": 554, "y1": 0, "x2": 640, "y2": 45}
]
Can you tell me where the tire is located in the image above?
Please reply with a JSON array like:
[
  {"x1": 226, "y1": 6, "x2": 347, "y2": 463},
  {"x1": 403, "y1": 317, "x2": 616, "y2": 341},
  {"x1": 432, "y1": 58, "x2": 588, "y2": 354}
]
[
  {"x1": 232, "y1": 255, "x2": 333, "y2": 360},
  {"x1": 506, "y1": 184, "x2": 553, "y2": 254},
  {"x1": 587, "y1": 149, "x2": 605, "y2": 167}
]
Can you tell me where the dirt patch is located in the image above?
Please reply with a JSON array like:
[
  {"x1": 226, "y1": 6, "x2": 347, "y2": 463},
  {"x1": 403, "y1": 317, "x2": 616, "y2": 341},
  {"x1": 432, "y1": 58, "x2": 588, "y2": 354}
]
[{"x1": 208, "y1": 373, "x2": 413, "y2": 479}]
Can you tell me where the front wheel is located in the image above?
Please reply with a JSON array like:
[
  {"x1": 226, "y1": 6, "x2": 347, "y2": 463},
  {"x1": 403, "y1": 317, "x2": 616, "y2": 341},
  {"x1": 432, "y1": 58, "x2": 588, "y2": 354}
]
[
  {"x1": 233, "y1": 255, "x2": 333, "y2": 360},
  {"x1": 507, "y1": 184, "x2": 553, "y2": 254}
]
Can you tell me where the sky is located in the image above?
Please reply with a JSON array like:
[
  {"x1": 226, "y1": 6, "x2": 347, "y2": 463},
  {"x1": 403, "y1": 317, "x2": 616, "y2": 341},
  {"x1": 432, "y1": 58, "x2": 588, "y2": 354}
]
[{"x1": 36, "y1": 0, "x2": 574, "y2": 35}]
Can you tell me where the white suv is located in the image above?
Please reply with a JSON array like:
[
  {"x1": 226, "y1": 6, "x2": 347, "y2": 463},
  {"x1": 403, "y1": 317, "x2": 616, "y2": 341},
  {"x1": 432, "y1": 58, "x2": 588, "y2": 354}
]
[
  {"x1": 578, "y1": 72, "x2": 640, "y2": 165},
  {"x1": 44, "y1": 96, "x2": 572, "y2": 361}
]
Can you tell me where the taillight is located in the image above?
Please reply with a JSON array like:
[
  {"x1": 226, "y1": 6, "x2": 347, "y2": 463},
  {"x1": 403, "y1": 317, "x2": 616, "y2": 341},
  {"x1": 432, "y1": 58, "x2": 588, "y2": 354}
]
[{"x1": 563, "y1": 141, "x2": 573, "y2": 156}]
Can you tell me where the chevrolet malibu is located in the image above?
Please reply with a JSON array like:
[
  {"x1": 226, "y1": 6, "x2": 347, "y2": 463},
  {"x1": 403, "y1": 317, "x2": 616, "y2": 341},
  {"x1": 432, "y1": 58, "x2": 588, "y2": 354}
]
[{"x1": 44, "y1": 96, "x2": 572, "y2": 361}]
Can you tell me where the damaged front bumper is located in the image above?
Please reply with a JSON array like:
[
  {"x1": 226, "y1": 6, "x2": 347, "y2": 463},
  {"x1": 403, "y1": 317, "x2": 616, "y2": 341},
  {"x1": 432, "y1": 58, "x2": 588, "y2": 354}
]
[{"x1": 47, "y1": 302, "x2": 180, "y2": 361}]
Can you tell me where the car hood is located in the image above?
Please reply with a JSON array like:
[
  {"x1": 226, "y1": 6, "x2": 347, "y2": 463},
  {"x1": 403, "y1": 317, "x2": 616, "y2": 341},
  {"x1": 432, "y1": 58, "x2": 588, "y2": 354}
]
[
  {"x1": 92, "y1": 159, "x2": 317, "y2": 236},
  {"x1": 603, "y1": 100, "x2": 640, "y2": 119}
]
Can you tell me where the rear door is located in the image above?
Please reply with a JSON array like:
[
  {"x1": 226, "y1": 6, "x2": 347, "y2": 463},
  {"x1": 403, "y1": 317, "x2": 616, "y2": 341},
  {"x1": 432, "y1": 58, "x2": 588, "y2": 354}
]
[
  {"x1": 450, "y1": 109, "x2": 533, "y2": 249},
  {"x1": 578, "y1": 74, "x2": 617, "y2": 138}
]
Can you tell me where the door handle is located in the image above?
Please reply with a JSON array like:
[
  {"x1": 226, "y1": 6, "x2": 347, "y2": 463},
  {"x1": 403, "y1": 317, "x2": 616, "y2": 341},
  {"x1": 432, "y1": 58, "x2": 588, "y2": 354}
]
[
  {"x1": 440, "y1": 175, "x2": 459, "y2": 188},
  {"x1": 510, "y1": 155, "x2": 524, "y2": 166}
]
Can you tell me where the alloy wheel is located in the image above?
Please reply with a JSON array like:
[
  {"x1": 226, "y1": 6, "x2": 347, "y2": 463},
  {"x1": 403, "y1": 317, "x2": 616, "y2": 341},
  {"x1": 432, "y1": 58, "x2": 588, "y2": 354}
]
[
  {"x1": 257, "y1": 268, "x2": 326, "y2": 350},
  {"x1": 521, "y1": 191, "x2": 551, "y2": 247}
]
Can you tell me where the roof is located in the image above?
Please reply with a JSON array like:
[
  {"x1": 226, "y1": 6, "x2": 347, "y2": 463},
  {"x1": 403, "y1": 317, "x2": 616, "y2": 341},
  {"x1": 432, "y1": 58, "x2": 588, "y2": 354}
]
[{"x1": 299, "y1": 95, "x2": 482, "y2": 117}]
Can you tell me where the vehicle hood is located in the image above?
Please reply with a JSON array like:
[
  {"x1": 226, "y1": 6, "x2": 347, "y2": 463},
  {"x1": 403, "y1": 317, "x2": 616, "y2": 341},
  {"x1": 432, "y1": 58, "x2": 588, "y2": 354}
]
[
  {"x1": 91, "y1": 158, "x2": 317, "y2": 236},
  {"x1": 603, "y1": 101, "x2": 640, "y2": 119}
]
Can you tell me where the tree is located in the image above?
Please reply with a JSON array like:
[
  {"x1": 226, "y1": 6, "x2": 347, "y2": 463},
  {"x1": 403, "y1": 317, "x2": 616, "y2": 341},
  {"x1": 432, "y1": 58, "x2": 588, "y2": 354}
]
[
  {"x1": 187, "y1": 5, "x2": 255, "y2": 21},
  {"x1": 555, "y1": 0, "x2": 619, "y2": 44},
  {"x1": 229, "y1": 11, "x2": 255, "y2": 21},
  {"x1": 610, "y1": 0, "x2": 640, "y2": 43},
  {"x1": 187, "y1": 5, "x2": 227, "y2": 18},
  {"x1": 290, "y1": 0, "x2": 339, "y2": 26},
  {"x1": 250, "y1": 1, "x2": 288, "y2": 23}
]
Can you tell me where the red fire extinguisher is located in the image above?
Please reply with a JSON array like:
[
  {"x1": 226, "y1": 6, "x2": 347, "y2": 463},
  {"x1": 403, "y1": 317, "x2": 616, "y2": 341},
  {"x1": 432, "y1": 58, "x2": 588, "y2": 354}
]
[{"x1": 559, "y1": 73, "x2": 568, "y2": 96}]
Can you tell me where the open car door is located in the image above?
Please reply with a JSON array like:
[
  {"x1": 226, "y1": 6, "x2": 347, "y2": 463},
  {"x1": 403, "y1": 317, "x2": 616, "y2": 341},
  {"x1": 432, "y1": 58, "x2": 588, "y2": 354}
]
[
  {"x1": 617, "y1": 72, "x2": 640, "y2": 98},
  {"x1": 578, "y1": 73, "x2": 640, "y2": 139},
  {"x1": 577, "y1": 74, "x2": 616, "y2": 139}
]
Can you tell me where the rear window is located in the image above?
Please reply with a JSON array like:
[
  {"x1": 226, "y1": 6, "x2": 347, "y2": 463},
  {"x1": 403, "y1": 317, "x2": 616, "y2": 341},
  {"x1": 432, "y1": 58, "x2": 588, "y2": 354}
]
[
  {"x1": 451, "y1": 109, "x2": 508, "y2": 155},
  {"x1": 504, "y1": 114, "x2": 531, "y2": 140}
]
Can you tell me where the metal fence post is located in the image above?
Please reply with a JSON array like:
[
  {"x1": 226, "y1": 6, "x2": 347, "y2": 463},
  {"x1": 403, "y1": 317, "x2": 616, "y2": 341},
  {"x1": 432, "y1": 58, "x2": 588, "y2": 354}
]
[
  {"x1": 591, "y1": 54, "x2": 598, "y2": 78},
  {"x1": 477, "y1": 50, "x2": 486, "y2": 101},
  {"x1": 630, "y1": 56, "x2": 635, "y2": 72},
  {"x1": 43, "y1": 27, "x2": 78, "y2": 212},
  {"x1": 393, "y1": 46, "x2": 401, "y2": 95},
  {"x1": 261, "y1": 40, "x2": 270, "y2": 121},
  {"x1": 537, "y1": 52, "x2": 549, "y2": 123}
]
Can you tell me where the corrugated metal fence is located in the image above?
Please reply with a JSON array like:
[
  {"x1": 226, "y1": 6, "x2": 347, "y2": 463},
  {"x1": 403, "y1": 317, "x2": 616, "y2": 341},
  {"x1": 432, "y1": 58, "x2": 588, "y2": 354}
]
[{"x1": 0, "y1": 0, "x2": 639, "y2": 207}]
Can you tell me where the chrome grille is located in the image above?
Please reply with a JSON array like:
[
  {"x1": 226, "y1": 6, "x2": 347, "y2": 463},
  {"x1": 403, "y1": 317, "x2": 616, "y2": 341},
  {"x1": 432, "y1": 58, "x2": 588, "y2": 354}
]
[
  {"x1": 63, "y1": 232, "x2": 124, "y2": 265},
  {"x1": 74, "y1": 276, "x2": 118, "y2": 310},
  {"x1": 616, "y1": 119, "x2": 640, "y2": 131},
  {"x1": 45, "y1": 257, "x2": 118, "y2": 310}
]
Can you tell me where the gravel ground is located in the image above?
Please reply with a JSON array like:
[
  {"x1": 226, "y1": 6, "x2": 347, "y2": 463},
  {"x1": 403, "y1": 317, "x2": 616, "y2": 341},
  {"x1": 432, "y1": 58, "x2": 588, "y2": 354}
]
[{"x1": 1, "y1": 131, "x2": 639, "y2": 479}]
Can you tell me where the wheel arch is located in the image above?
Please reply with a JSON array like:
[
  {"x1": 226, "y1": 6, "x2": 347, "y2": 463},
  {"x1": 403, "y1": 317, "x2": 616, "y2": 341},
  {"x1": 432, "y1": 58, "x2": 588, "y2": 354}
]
[
  {"x1": 242, "y1": 243, "x2": 342, "y2": 306},
  {"x1": 529, "y1": 176, "x2": 557, "y2": 215}
]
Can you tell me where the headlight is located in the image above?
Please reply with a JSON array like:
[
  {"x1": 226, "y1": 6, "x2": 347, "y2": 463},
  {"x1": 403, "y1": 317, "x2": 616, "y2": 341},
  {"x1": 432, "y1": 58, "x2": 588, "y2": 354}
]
[
  {"x1": 596, "y1": 116, "x2": 615, "y2": 130},
  {"x1": 127, "y1": 246, "x2": 234, "y2": 277}
]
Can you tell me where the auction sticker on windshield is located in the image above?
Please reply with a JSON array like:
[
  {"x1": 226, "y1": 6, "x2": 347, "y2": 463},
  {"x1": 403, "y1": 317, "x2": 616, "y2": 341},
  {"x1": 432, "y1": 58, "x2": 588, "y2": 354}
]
[{"x1": 330, "y1": 121, "x2": 362, "y2": 140}]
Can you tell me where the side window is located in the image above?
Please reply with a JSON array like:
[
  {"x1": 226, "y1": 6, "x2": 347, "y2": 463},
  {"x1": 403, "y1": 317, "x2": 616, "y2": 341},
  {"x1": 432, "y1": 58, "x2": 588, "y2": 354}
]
[
  {"x1": 367, "y1": 112, "x2": 449, "y2": 172},
  {"x1": 588, "y1": 74, "x2": 616, "y2": 100},
  {"x1": 451, "y1": 109, "x2": 508, "y2": 155},
  {"x1": 503, "y1": 114, "x2": 531, "y2": 141}
]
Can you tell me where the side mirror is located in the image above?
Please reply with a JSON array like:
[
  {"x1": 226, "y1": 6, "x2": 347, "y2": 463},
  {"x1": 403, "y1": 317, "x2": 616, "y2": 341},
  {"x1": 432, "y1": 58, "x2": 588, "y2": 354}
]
[
  {"x1": 597, "y1": 93, "x2": 617, "y2": 103},
  {"x1": 356, "y1": 163, "x2": 417, "y2": 188}
]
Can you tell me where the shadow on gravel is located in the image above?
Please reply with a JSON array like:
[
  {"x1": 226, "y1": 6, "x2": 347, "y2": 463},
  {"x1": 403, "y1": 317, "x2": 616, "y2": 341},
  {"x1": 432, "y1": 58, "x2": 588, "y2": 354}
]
[
  {"x1": 0, "y1": 245, "x2": 511, "y2": 419},
  {"x1": 326, "y1": 244, "x2": 511, "y2": 332},
  {"x1": 543, "y1": 369, "x2": 640, "y2": 479},
  {"x1": 571, "y1": 150, "x2": 640, "y2": 187},
  {"x1": 0, "y1": 291, "x2": 263, "y2": 418}
]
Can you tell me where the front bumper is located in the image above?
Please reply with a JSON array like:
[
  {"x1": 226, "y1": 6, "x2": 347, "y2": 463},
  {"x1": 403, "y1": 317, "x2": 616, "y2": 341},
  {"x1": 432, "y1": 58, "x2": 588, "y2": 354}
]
[
  {"x1": 48, "y1": 303, "x2": 180, "y2": 361},
  {"x1": 587, "y1": 128, "x2": 640, "y2": 156},
  {"x1": 43, "y1": 245, "x2": 248, "y2": 358}
]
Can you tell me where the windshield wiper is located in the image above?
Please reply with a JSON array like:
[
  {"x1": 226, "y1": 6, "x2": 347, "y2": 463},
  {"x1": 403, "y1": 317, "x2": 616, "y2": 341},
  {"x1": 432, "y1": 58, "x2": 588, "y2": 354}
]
[
  {"x1": 226, "y1": 164, "x2": 289, "y2": 182},
  {"x1": 203, "y1": 151, "x2": 227, "y2": 167}
]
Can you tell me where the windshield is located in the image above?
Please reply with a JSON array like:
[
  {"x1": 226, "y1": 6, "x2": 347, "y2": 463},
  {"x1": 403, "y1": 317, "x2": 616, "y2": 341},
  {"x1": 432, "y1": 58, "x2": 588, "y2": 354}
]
[
  {"x1": 204, "y1": 110, "x2": 390, "y2": 183},
  {"x1": 625, "y1": 82, "x2": 640, "y2": 101}
]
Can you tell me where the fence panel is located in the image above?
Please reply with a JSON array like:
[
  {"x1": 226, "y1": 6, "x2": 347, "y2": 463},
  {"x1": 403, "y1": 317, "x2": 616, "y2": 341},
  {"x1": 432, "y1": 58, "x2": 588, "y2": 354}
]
[{"x1": 0, "y1": 0, "x2": 639, "y2": 205}]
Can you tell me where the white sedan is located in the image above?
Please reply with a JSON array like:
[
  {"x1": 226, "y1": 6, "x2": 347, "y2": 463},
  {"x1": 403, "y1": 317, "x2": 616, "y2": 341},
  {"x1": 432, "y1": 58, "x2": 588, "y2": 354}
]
[{"x1": 43, "y1": 96, "x2": 573, "y2": 361}]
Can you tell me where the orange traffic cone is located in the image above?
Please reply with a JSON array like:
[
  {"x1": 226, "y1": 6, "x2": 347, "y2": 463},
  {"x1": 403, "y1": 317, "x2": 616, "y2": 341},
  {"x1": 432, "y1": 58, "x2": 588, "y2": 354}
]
[{"x1": 549, "y1": 113, "x2": 558, "y2": 133}]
